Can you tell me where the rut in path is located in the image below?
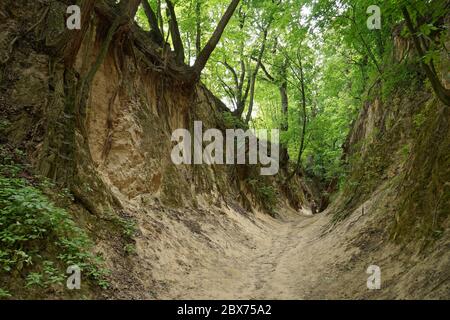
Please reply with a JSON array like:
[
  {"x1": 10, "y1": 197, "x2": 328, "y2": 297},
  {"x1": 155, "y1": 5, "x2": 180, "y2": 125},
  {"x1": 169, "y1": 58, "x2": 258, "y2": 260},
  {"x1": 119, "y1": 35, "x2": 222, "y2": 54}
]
[
  {"x1": 158, "y1": 210, "x2": 331, "y2": 300},
  {"x1": 235, "y1": 214, "x2": 322, "y2": 299}
]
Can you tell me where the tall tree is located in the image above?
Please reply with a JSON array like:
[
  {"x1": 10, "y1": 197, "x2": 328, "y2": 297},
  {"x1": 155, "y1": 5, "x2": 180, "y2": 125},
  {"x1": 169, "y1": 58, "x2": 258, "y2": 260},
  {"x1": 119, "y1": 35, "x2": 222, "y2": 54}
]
[
  {"x1": 192, "y1": 0, "x2": 241, "y2": 76},
  {"x1": 216, "y1": 6, "x2": 250, "y2": 118},
  {"x1": 245, "y1": 25, "x2": 269, "y2": 123},
  {"x1": 288, "y1": 48, "x2": 307, "y2": 181}
]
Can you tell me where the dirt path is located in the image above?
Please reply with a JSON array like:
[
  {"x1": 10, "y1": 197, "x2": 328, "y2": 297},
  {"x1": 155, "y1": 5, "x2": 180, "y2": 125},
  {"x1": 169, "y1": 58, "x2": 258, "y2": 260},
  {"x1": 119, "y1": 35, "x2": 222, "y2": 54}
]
[
  {"x1": 234, "y1": 214, "x2": 323, "y2": 299},
  {"x1": 150, "y1": 196, "x2": 449, "y2": 300},
  {"x1": 158, "y1": 209, "x2": 330, "y2": 300}
]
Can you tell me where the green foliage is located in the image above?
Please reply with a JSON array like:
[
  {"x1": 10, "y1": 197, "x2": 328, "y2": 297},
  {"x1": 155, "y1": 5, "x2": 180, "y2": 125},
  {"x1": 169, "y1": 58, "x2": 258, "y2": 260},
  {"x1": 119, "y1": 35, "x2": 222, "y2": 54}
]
[
  {"x1": 123, "y1": 243, "x2": 137, "y2": 255},
  {"x1": 221, "y1": 111, "x2": 247, "y2": 129},
  {"x1": 400, "y1": 144, "x2": 411, "y2": 159},
  {"x1": 132, "y1": 0, "x2": 448, "y2": 194},
  {"x1": 103, "y1": 210, "x2": 137, "y2": 258},
  {"x1": 0, "y1": 158, "x2": 109, "y2": 293},
  {"x1": 25, "y1": 272, "x2": 44, "y2": 288},
  {"x1": 106, "y1": 212, "x2": 137, "y2": 239},
  {"x1": 0, "y1": 120, "x2": 10, "y2": 133},
  {"x1": 381, "y1": 61, "x2": 420, "y2": 102},
  {"x1": 0, "y1": 288, "x2": 12, "y2": 299},
  {"x1": 24, "y1": 261, "x2": 65, "y2": 288},
  {"x1": 246, "y1": 178, "x2": 278, "y2": 212},
  {"x1": 413, "y1": 113, "x2": 427, "y2": 129}
]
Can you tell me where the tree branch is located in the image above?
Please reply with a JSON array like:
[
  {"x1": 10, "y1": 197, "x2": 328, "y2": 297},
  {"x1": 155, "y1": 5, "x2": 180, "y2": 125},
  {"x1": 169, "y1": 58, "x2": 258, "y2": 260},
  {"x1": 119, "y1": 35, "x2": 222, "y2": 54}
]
[
  {"x1": 288, "y1": 48, "x2": 307, "y2": 181},
  {"x1": 142, "y1": 0, "x2": 164, "y2": 44},
  {"x1": 193, "y1": 0, "x2": 241, "y2": 75},
  {"x1": 245, "y1": 25, "x2": 269, "y2": 123},
  {"x1": 259, "y1": 61, "x2": 275, "y2": 82},
  {"x1": 166, "y1": 0, "x2": 185, "y2": 64},
  {"x1": 222, "y1": 60, "x2": 239, "y2": 89},
  {"x1": 195, "y1": 0, "x2": 202, "y2": 57}
]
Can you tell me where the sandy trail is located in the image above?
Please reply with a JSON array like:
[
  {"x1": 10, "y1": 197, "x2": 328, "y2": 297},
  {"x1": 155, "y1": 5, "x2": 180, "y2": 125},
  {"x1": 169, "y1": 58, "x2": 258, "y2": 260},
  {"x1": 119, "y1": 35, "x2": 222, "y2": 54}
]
[
  {"x1": 150, "y1": 194, "x2": 449, "y2": 300},
  {"x1": 235, "y1": 214, "x2": 322, "y2": 299},
  {"x1": 159, "y1": 209, "x2": 328, "y2": 300}
]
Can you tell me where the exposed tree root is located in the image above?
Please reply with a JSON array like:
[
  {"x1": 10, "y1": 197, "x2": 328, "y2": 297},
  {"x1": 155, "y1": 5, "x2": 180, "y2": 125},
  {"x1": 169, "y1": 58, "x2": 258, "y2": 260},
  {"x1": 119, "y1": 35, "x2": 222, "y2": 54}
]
[
  {"x1": 102, "y1": 40, "x2": 125, "y2": 161},
  {"x1": 0, "y1": 6, "x2": 49, "y2": 65}
]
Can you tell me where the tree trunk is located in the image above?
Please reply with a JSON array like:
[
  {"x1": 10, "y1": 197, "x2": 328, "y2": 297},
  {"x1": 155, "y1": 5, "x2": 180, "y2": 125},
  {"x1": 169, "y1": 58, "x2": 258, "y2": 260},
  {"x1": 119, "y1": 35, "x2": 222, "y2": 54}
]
[
  {"x1": 402, "y1": 6, "x2": 450, "y2": 106},
  {"x1": 157, "y1": 0, "x2": 164, "y2": 41},
  {"x1": 193, "y1": 0, "x2": 241, "y2": 76},
  {"x1": 195, "y1": 0, "x2": 202, "y2": 58},
  {"x1": 279, "y1": 60, "x2": 289, "y2": 132},
  {"x1": 288, "y1": 50, "x2": 307, "y2": 181},
  {"x1": 142, "y1": 0, "x2": 164, "y2": 44},
  {"x1": 62, "y1": 0, "x2": 96, "y2": 67},
  {"x1": 279, "y1": 60, "x2": 289, "y2": 166},
  {"x1": 166, "y1": 0, "x2": 185, "y2": 64},
  {"x1": 245, "y1": 26, "x2": 269, "y2": 123},
  {"x1": 122, "y1": 0, "x2": 141, "y2": 19}
]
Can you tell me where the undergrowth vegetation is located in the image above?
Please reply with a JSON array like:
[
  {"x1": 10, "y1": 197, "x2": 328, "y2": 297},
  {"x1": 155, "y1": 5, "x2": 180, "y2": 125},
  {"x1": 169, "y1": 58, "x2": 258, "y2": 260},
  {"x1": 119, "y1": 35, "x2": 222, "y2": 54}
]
[
  {"x1": 0, "y1": 147, "x2": 109, "y2": 298},
  {"x1": 246, "y1": 177, "x2": 278, "y2": 214},
  {"x1": 391, "y1": 98, "x2": 450, "y2": 244}
]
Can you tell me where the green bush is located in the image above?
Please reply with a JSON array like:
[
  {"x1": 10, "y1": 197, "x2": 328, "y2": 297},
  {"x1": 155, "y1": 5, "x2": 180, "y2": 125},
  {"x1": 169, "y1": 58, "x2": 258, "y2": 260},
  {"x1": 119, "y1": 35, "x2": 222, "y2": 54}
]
[
  {"x1": 221, "y1": 112, "x2": 247, "y2": 129},
  {"x1": 0, "y1": 163, "x2": 110, "y2": 293},
  {"x1": 381, "y1": 61, "x2": 419, "y2": 102},
  {"x1": 0, "y1": 288, "x2": 11, "y2": 299},
  {"x1": 246, "y1": 178, "x2": 278, "y2": 213}
]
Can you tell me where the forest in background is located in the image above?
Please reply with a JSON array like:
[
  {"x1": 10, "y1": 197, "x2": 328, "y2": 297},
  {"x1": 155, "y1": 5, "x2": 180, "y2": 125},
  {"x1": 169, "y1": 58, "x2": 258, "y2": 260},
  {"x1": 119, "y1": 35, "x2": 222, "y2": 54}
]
[{"x1": 134, "y1": 0, "x2": 449, "y2": 187}]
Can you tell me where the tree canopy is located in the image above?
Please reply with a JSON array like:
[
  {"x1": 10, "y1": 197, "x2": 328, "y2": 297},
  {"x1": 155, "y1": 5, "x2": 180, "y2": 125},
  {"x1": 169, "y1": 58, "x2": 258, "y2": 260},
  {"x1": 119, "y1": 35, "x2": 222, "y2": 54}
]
[{"x1": 133, "y1": 0, "x2": 449, "y2": 184}]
